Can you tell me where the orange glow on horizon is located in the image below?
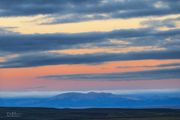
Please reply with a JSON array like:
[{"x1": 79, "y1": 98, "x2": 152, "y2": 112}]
[{"x1": 0, "y1": 59, "x2": 180, "y2": 91}]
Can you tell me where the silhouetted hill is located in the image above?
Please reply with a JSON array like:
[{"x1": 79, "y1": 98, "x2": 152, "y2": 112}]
[{"x1": 1, "y1": 92, "x2": 180, "y2": 108}]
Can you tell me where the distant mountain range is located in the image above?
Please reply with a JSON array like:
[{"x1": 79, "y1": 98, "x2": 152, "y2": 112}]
[{"x1": 1, "y1": 92, "x2": 180, "y2": 108}]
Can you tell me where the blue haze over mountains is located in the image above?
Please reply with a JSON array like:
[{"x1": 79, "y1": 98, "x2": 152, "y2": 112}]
[{"x1": 0, "y1": 92, "x2": 180, "y2": 108}]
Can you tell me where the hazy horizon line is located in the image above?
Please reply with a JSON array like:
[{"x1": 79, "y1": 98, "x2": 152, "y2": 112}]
[{"x1": 0, "y1": 89, "x2": 179, "y2": 98}]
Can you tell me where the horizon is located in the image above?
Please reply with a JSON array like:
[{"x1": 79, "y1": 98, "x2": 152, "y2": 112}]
[{"x1": 0, "y1": 89, "x2": 180, "y2": 98}]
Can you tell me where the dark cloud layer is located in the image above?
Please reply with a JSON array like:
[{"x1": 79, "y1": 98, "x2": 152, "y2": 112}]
[
  {"x1": 40, "y1": 68, "x2": 180, "y2": 81},
  {"x1": 0, "y1": 27, "x2": 180, "y2": 68},
  {"x1": 0, "y1": 0, "x2": 179, "y2": 24},
  {"x1": 1, "y1": 49, "x2": 180, "y2": 68},
  {"x1": 117, "y1": 62, "x2": 180, "y2": 69},
  {"x1": 141, "y1": 17, "x2": 180, "y2": 28},
  {"x1": 157, "y1": 63, "x2": 180, "y2": 67},
  {"x1": 0, "y1": 28, "x2": 179, "y2": 54}
]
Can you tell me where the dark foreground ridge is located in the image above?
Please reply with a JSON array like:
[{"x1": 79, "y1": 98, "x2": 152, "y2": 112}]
[{"x1": 0, "y1": 107, "x2": 180, "y2": 120}]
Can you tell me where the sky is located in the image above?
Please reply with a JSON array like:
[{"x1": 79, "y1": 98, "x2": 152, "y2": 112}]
[{"x1": 0, "y1": 0, "x2": 180, "y2": 96}]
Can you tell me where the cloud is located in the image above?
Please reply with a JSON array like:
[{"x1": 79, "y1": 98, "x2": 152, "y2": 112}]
[
  {"x1": 0, "y1": 49, "x2": 180, "y2": 68},
  {"x1": 0, "y1": 28, "x2": 179, "y2": 54},
  {"x1": 0, "y1": 27, "x2": 179, "y2": 68},
  {"x1": 157, "y1": 63, "x2": 180, "y2": 67},
  {"x1": 117, "y1": 62, "x2": 180, "y2": 69},
  {"x1": 40, "y1": 67, "x2": 180, "y2": 81},
  {"x1": 0, "y1": 0, "x2": 179, "y2": 24},
  {"x1": 141, "y1": 17, "x2": 180, "y2": 28},
  {"x1": 0, "y1": 31, "x2": 107, "y2": 54},
  {"x1": 0, "y1": 27, "x2": 18, "y2": 35}
]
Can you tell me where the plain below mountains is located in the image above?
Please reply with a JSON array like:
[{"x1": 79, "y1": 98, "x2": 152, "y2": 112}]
[{"x1": 0, "y1": 107, "x2": 180, "y2": 120}]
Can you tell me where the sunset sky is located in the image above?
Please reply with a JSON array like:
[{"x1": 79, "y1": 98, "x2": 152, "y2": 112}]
[{"x1": 0, "y1": 0, "x2": 180, "y2": 96}]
